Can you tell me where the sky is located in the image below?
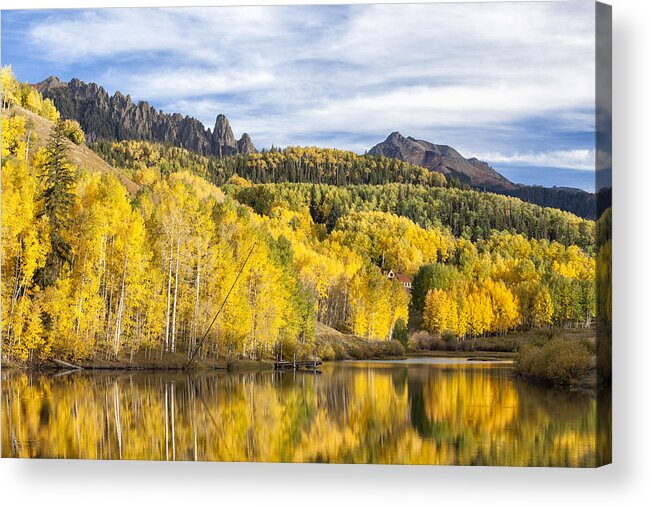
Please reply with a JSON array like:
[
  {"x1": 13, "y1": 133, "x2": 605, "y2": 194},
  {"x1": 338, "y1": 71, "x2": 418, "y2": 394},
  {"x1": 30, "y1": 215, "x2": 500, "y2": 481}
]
[{"x1": 1, "y1": 2, "x2": 597, "y2": 191}]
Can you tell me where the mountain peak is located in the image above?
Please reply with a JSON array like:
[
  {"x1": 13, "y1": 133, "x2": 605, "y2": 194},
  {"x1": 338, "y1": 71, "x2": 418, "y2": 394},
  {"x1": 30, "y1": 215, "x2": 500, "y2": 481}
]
[
  {"x1": 33, "y1": 75, "x2": 64, "y2": 92},
  {"x1": 387, "y1": 131, "x2": 405, "y2": 141},
  {"x1": 369, "y1": 132, "x2": 515, "y2": 191}
]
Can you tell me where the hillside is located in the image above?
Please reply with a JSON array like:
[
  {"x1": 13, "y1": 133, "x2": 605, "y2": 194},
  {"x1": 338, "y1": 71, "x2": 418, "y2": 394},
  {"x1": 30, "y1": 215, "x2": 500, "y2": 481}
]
[
  {"x1": 86, "y1": 139, "x2": 594, "y2": 248},
  {"x1": 90, "y1": 140, "x2": 448, "y2": 188},
  {"x1": 8, "y1": 104, "x2": 140, "y2": 195},
  {"x1": 229, "y1": 182, "x2": 595, "y2": 249}
]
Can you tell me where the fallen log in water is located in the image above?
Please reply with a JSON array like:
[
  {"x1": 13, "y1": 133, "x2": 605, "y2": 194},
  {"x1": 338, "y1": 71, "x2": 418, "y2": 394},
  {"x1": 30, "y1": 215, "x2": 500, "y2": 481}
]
[{"x1": 49, "y1": 358, "x2": 83, "y2": 370}]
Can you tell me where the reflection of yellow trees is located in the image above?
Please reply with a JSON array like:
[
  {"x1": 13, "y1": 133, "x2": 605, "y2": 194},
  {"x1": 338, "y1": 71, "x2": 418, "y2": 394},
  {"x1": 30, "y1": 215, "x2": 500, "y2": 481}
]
[
  {"x1": 414, "y1": 367, "x2": 596, "y2": 466},
  {"x1": 1, "y1": 366, "x2": 596, "y2": 466},
  {"x1": 423, "y1": 367, "x2": 518, "y2": 433},
  {"x1": 293, "y1": 410, "x2": 359, "y2": 463}
]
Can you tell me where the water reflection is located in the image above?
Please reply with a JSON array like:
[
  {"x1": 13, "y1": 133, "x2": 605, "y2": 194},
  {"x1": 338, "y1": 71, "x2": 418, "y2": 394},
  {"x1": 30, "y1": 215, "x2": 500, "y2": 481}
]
[{"x1": 1, "y1": 361, "x2": 598, "y2": 466}]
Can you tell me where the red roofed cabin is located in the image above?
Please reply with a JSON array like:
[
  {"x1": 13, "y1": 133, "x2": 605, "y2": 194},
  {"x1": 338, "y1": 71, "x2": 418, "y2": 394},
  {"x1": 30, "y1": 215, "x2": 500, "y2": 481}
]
[
  {"x1": 395, "y1": 273, "x2": 413, "y2": 290},
  {"x1": 381, "y1": 268, "x2": 413, "y2": 290}
]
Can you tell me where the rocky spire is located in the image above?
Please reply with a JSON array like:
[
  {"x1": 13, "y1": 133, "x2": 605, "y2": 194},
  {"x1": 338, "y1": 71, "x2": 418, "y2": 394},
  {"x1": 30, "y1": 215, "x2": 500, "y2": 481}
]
[
  {"x1": 212, "y1": 114, "x2": 238, "y2": 158},
  {"x1": 237, "y1": 133, "x2": 257, "y2": 154}
]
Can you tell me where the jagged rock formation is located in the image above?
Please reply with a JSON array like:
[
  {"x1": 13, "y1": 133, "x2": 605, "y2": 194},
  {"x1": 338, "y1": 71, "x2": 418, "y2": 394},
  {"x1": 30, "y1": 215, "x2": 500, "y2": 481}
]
[{"x1": 35, "y1": 76, "x2": 256, "y2": 158}]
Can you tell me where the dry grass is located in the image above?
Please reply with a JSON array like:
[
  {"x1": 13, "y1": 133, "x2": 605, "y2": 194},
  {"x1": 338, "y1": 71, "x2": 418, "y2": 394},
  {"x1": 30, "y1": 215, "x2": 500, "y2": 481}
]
[
  {"x1": 9, "y1": 105, "x2": 141, "y2": 195},
  {"x1": 313, "y1": 322, "x2": 406, "y2": 361}
]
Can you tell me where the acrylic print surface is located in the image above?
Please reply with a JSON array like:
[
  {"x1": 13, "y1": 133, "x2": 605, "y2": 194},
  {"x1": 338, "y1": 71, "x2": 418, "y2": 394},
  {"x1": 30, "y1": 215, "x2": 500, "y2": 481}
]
[{"x1": 0, "y1": 1, "x2": 611, "y2": 466}]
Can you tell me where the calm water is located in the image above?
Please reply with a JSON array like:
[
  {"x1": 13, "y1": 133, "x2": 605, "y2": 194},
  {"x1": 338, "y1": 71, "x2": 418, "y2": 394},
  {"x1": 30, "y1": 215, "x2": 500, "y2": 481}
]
[{"x1": 1, "y1": 359, "x2": 598, "y2": 466}]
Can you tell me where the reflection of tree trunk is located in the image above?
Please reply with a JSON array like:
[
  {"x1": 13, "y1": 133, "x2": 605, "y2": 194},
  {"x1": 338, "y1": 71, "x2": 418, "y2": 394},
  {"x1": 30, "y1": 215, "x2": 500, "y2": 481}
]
[
  {"x1": 171, "y1": 382, "x2": 176, "y2": 461},
  {"x1": 164, "y1": 382, "x2": 169, "y2": 461},
  {"x1": 192, "y1": 386, "x2": 198, "y2": 461},
  {"x1": 74, "y1": 399, "x2": 81, "y2": 458},
  {"x1": 114, "y1": 382, "x2": 122, "y2": 460},
  {"x1": 250, "y1": 382, "x2": 256, "y2": 460}
]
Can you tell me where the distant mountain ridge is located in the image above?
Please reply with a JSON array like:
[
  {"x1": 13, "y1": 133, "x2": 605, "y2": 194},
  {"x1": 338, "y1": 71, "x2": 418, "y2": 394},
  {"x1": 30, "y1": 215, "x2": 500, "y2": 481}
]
[
  {"x1": 369, "y1": 132, "x2": 595, "y2": 219},
  {"x1": 34, "y1": 75, "x2": 595, "y2": 219},
  {"x1": 35, "y1": 76, "x2": 256, "y2": 158},
  {"x1": 369, "y1": 131, "x2": 516, "y2": 191}
]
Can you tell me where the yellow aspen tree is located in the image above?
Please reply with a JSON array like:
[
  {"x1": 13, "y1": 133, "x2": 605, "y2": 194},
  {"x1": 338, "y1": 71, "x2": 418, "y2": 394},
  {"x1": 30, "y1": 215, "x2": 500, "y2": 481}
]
[
  {"x1": 1, "y1": 65, "x2": 19, "y2": 108},
  {"x1": 531, "y1": 286, "x2": 554, "y2": 328},
  {"x1": 1, "y1": 115, "x2": 27, "y2": 159},
  {"x1": 1, "y1": 158, "x2": 50, "y2": 359}
]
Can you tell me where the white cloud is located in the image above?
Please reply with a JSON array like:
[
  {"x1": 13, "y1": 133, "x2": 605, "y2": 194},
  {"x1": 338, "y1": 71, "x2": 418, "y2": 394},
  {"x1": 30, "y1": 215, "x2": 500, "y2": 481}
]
[
  {"x1": 473, "y1": 149, "x2": 597, "y2": 171},
  {"x1": 28, "y1": 7, "x2": 288, "y2": 63},
  {"x1": 23, "y1": 2, "x2": 597, "y2": 172},
  {"x1": 102, "y1": 68, "x2": 275, "y2": 101}
]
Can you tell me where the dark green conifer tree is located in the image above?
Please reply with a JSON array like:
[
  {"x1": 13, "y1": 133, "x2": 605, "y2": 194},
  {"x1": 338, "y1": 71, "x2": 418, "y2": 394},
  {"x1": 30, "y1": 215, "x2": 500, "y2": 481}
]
[{"x1": 37, "y1": 119, "x2": 76, "y2": 286}]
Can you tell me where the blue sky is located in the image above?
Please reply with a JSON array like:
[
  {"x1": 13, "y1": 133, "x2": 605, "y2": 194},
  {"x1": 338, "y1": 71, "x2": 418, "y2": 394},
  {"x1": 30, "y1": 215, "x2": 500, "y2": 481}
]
[{"x1": 1, "y1": 3, "x2": 597, "y2": 191}]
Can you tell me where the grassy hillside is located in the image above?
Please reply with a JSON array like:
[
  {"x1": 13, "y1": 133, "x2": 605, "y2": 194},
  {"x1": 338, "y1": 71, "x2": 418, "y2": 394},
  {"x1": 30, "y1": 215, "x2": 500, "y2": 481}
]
[{"x1": 8, "y1": 105, "x2": 140, "y2": 195}]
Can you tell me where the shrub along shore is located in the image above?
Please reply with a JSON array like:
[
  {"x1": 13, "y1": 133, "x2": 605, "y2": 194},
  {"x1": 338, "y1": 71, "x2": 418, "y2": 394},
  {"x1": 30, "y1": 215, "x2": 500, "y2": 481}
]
[{"x1": 407, "y1": 327, "x2": 597, "y2": 388}]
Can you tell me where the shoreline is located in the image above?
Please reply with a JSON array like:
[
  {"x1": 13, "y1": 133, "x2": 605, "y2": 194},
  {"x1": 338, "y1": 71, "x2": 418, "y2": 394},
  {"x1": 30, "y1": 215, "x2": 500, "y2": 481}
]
[
  {"x1": 407, "y1": 350, "x2": 516, "y2": 360},
  {"x1": 1, "y1": 351, "x2": 510, "y2": 373},
  {"x1": 0, "y1": 356, "x2": 275, "y2": 373},
  {"x1": 1, "y1": 328, "x2": 597, "y2": 391},
  {"x1": 1, "y1": 352, "x2": 604, "y2": 393}
]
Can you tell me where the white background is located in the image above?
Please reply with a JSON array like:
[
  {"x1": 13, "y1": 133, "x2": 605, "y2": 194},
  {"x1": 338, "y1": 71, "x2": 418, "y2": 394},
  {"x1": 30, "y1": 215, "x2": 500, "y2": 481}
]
[{"x1": 1, "y1": 0, "x2": 649, "y2": 505}]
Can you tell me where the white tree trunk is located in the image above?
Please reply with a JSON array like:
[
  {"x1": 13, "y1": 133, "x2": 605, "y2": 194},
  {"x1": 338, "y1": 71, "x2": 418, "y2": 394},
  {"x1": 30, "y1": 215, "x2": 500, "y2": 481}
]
[
  {"x1": 171, "y1": 236, "x2": 181, "y2": 354},
  {"x1": 164, "y1": 235, "x2": 173, "y2": 352},
  {"x1": 171, "y1": 382, "x2": 176, "y2": 461},
  {"x1": 24, "y1": 130, "x2": 32, "y2": 160},
  {"x1": 114, "y1": 251, "x2": 128, "y2": 356},
  {"x1": 190, "y1": 252, "x2": 201, "y2": 358}
]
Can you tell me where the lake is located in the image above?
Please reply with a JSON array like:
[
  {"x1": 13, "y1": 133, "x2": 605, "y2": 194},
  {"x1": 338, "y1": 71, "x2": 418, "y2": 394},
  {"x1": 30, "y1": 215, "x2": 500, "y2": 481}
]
[{"x1": 1, "y1": 358, "x2": 598, "y2": 466}]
